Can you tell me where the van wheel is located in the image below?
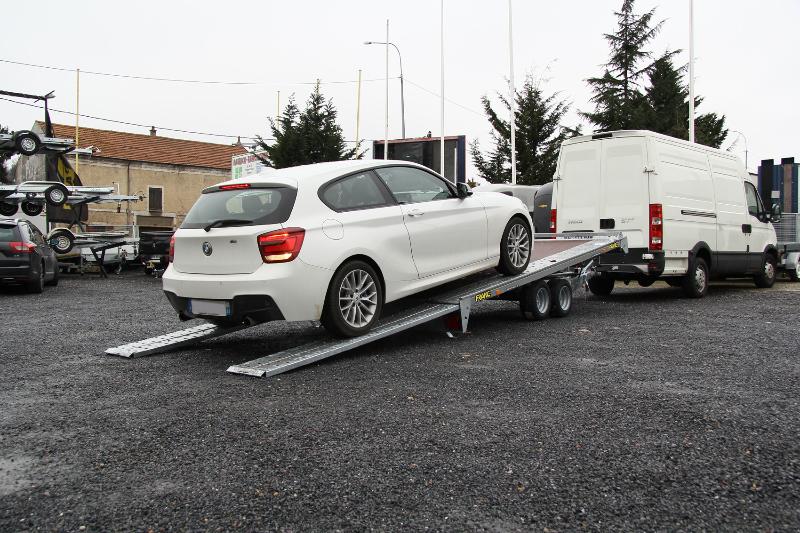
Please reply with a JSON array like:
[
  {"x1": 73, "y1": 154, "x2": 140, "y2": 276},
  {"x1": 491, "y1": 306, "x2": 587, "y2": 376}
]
[
  {"x1": 549, "y1": 279, "x2": 572, "y2": 317},
  {"x1": 321, "y1": 260, "x2": 383, "y2": 338},
  {"x1": 497, "y1": 216, "x2": 532, "y2": 276},
  {"x1": 682, "y1": 257, "x2": 709, "y2": 298},
  {"x1": 754, "y1": 255, "x2": 777, "y2": 288},
  {"x1": 520, "y1": 280, "x2": 551, "y2": 321},
  {"x1": 588, "y1": 274, "x2": 614, "y2": 296}
]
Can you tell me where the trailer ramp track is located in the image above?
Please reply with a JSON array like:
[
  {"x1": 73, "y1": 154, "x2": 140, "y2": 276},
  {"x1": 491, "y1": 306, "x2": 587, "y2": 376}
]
[{"x1": 105, "y1": 233, "x2": 626, "y2": 378}]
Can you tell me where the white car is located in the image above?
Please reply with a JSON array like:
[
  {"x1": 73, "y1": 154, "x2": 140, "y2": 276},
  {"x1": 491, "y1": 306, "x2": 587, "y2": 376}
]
[{"x1": 163, "y1": 160, "x2": 532, "y2": 337}]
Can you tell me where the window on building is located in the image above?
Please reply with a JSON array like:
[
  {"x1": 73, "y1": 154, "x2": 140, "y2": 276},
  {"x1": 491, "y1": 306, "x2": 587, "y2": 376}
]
[{"x1": 148, "y1": 187, "x2": 163, "y2": 212}]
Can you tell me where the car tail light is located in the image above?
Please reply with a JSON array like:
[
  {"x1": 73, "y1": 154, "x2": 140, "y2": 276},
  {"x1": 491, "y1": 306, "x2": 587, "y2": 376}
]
[
  {"x1": 9, "y1": 241, "x2": 35, "y2": 253},
  {"x1": 220, "y1": 183, "x2": 251, "y2": 191},
  {"x1": 168, "y1": 235, "x2": 175, "y2": 262},
  {"x1": 258, "y1": 227, "x2": 305, "y2": 263},
  {"x1": 549, "y1": 209, "x2": 557, "y2": 233},
  {"x1": 649, "y1": 203, "x2": 663, "y2": 251}
]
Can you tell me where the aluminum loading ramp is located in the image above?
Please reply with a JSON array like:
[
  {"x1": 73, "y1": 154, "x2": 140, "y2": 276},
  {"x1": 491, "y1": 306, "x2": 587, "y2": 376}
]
[{"x1": 105, "y1": 233, "x2": 626, "y2": 378}]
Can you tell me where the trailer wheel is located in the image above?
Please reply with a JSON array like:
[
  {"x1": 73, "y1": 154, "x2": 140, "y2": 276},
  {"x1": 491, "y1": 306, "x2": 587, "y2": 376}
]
[
  {"x1": 14, "y1": 131, "x2": 41, "y2": 156},
  {"x1": 549, "y1": 279, "x2": 573, "y2": 317},
  {"x1": 789, "y1": 262, "x2": 800, "y2": 282},
  {"x1": 0, "y1": 202, "x2": 18, "y2": 216},
  {"x1": 48, "y1": 229, "x2": 75, "y2": 254},
  {"x1": 520, "y1": 280, "x2": 551, "y2": 321},
  {"x1": 21, "y1": 201, "x2": 44, "y2": 216},
  {"x1": 44, "y1": 184, "x2": 69, "y2": 207},
  {"x1": 588, "y1": 274, "x2": 614, "y2": 296}
]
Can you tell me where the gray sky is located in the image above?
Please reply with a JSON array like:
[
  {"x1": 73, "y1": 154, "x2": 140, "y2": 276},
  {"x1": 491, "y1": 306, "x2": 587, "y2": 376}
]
[{"x1": 2, "y1": 0, "x2": 797, "y2": 174}]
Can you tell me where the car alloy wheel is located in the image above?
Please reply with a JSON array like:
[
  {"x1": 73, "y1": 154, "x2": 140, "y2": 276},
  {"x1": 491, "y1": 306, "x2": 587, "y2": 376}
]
[
  {"x1": 338, "y1": 268, "x2": 379, "y2": 328},
  {"x1": 695, "y1": 264, "x2": 707, "y2": 293},
  {"x1": 507, "y1": 222, "x2": 531, "y2": 269}
]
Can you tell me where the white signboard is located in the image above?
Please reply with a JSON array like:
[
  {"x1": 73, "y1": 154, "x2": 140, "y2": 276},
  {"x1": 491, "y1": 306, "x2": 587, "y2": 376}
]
[{"x1": 232, "y1": 153, "x2": 269, "y2": 179}]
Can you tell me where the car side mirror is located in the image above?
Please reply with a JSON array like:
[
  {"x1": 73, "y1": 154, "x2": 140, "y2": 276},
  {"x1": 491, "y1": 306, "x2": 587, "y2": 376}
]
[
  {"x1": 456, "y1": 182, "x2": 472, "y2": 199},
  {"x1": 771, "y1": 203, "x2": 782, "y2": 222}
]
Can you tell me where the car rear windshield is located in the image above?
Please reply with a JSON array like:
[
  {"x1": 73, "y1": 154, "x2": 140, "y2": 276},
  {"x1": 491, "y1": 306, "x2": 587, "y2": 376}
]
[
  {"x1": 0, "y1": 225, "x2": 18, "y2": 242},
  {"x1": 181, "y1": 187, "x2": 297, "y2": 229}
]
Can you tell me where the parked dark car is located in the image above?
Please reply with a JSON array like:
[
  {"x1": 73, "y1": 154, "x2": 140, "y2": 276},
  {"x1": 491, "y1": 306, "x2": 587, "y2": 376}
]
[{"x1": 0, "y1": 218, "x2": 59, "y2": 292}]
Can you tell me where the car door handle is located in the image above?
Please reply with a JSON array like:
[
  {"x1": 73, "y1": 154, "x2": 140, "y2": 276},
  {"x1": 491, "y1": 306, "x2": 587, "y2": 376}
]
[
  {"x1": 741, "y1": 224, "x2": 752, "y2": 234},
  {"x1": 407, "y1": 209, "x2": 425, "y2": 217}
]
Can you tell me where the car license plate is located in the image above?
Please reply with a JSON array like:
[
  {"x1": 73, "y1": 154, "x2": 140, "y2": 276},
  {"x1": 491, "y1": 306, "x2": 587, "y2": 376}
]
[{"x1": 189, "y1": 299, "x2": 230, "y2": 317}]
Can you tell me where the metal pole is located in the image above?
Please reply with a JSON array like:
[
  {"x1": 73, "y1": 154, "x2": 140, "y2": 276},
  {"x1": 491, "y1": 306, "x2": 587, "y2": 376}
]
[
  {"x1": 276, "y1": 90, "x2": 280, "y2": 121},
  {"x1": 75, "y1": 68, "x2": 80, "y2": 174},
  {"x1": 689, "y1": 0, "x2": 695, "y2": 143},
  {"x1": 384, "y1": 19, "x2": 389, "y2": 160},
  {"x1": 440, "y1": 0, "x2": 445, "y2": 177},
  {"x1": 508, "y1": 0, "x2": 517, "y2": 184},
  {"x1": 397, "y1": 44, "x2": 406, "y2": 139},
  {"x1": 355, "y1": 69, "x2": 362, "y2": 152}
]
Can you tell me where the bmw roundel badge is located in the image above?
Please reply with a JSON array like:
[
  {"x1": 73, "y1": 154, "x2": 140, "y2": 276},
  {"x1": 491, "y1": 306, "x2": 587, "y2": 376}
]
[{"x1": 202, "y1": 242, "x2": 213, "y2": 256}]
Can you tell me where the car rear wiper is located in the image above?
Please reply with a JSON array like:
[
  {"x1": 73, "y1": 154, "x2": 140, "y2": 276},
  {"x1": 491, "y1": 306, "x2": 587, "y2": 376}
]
[{"x1": 203, "y1": 219, "x2": 252, "y2": 232}]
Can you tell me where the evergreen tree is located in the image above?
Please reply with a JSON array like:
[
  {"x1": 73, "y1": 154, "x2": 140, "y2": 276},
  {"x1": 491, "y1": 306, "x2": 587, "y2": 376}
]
[
  {"x1": 644, "y1": 54, "x2": 728, "y2": 148},
  {"x1": 471, "y1": 76, "x2": 576, "y2": 185},
  {"x1": 254, "y1": 83, "x2": 360, "y2": 169},
  {"x1": 581, "y1": 0, "x2": 664, "y2": 131}
]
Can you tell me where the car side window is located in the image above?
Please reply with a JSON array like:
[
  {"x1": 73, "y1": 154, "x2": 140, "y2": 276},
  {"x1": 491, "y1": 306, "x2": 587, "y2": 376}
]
[
  {"x1": 18, "y1": 223, "x2": 32, "y2": 243},
  {"x1": 744, "y1": 182, "x2": 762, "y2": 217},
  {"x1": 28, "y1": 225, "x2": 44, "y2": 245},
  {"x1": 320, "y1": 171, "x2": 390, "y2": 212},
  {"x1": 374, "y1": 166, "x2": 456, "y2": 204}
]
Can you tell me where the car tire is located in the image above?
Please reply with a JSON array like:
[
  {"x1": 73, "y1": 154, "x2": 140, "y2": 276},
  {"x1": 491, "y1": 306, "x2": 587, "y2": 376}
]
[
  {"x1": 754, "y1": 254, "x2": 777, "y2": 289},
  {"x1": 497, "y1": 216, "x2": 532, "y2": 276},
  {"x1": 21, "y1": 201, "x2": 44, "y2": 217},
  {"x1": 45, "y1": 265, "x2": 59, "y2": 287},
  {"x1": 789, "y1": 262, "x2": 800, "y2": 282},
  {"x1": 0, "y1": 202, "x2": 18, "y2": 217},
  {"x1": 27, "y1": 263, "x2": 45, "y2": 294},
  {"x1": 48, "y1": 229, "x2": 75, "y2": 254},
  {"x1": 519, "y1": 280, "x2": 551, "y2": 321},
  {"x1": 682, "y1": 257, "x2": 709, "y2": 298},
  {"x1": 14, "y1": 131, "x2": 41, "y2": 156},
  {"x1": 588, "y1": 274, "x2": 614, "y2": 296},
  {"x1": 321, "y1": 260, "x2": 384, "y2": 338},
  {"x1": 44, "y1": 184, "x2": 69, "y2": 207},
  {"x1": 549, "y1": 279, "x2": 573, "y2": 318}
]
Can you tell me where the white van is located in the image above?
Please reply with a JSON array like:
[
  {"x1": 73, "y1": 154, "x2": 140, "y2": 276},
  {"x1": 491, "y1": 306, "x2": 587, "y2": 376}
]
[{"x1": 552, "y1": 130, "x2": 778, "y2": 297}]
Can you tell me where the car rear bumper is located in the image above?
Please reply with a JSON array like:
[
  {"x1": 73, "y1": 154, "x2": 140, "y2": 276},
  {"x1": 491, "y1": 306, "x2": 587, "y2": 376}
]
[
  {"x1": 0, "y1": 264, "x2": 34, "y2": 284},
  {"x1": 161, "y1": 259, "x2": 332, "y2": 322}
]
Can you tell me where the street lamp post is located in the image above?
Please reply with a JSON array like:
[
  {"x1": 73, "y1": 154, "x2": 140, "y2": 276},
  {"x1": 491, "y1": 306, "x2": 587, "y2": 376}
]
[
  {"x1": 728, "y1": 129, "x2": 749, "y2": 170},
  {"x1": 365, "y1": 40, "x2": 406, "y2": 139}
]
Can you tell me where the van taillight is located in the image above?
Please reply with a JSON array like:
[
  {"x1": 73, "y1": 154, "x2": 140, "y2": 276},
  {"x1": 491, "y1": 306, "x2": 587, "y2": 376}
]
[
  {"x1": 549, "y1": 209, "x2": 557, "y2": 233},
  {"x1": 169, "y1": 235, "x2": 175, "y2": 262},
  {"x1": 258, "y1": 228, "x2": 305, "y2": 263},
  {"x1": 9, "y1": 241, "x2": 35, "y2": 253},
  {"x1": 649, "y1": 203, "x2": 663, "y2": 251}
]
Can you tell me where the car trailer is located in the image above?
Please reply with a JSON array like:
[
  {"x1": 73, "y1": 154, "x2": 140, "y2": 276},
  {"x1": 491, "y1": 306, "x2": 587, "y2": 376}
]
[
  {"x1": 105, "y1": 232, "x2": 627, "y2": 379},
  {"x1": 773, "y1": 213, "x2": 800, "y2": 281},
  {"x1": 0, "y1": 181, "x2": 139, "y2": 219}
]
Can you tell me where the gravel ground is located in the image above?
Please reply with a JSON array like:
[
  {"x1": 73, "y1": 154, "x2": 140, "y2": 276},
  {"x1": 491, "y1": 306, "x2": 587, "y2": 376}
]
[{"x1": 0, "y1": 269, "x2": 798, "y2": 532}]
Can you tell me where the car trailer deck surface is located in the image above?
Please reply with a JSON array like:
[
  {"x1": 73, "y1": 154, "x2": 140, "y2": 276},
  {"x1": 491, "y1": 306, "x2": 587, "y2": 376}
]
[{"x1": 105, "y1": 233, "x2": 626, "y2": 378}]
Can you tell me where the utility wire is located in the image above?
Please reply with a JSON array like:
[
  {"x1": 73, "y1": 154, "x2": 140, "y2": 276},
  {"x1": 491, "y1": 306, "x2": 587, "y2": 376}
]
[
  {"x1": 404, "y1": 78, "x2": 485, "y2": 118},
  {"x1": 0, "y1": 58, "x2": 396, "y2": 86}
]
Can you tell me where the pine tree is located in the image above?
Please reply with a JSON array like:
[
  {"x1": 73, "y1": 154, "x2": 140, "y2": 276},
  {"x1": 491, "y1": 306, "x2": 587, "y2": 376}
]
[
  {"x1": 471, "y1": 76, "x2": 576, "y2": 185},
  {"x1": 254, "y1": 83, "x2": 360, "y2": 169},
  {"x1": 582, "y1": 0, "x2": 663, "y2": 131},
  {"x1": 644, "y1": 54, "x2": 728, "y2": 148}
]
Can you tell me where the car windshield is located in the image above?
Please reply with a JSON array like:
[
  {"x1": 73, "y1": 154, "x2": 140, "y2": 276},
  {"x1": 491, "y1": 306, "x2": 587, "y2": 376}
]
[{"x1": 181, "y1": 187, "x2": 296, "y2": 229}]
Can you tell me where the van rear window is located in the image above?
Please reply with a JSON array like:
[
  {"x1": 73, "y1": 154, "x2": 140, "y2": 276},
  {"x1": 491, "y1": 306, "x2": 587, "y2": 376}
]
[{"x1": 181, "y1": 187, "x2": 296, "y2": 229}]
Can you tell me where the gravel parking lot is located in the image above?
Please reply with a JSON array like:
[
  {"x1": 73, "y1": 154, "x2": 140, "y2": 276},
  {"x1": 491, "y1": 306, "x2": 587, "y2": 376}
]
[{"x1": 1, "y1": 270, "x2": 798, "y2": 532}]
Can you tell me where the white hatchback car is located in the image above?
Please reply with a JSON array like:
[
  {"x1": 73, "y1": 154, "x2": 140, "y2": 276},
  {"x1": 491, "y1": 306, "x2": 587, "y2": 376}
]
[{"x1": 163, "y1": 160, "x2": 532, "y2": 337}]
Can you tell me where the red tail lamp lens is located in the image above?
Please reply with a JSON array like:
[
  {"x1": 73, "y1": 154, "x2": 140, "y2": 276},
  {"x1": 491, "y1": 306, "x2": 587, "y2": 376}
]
[
  {"x1": 549, "y1": 209, "x2": 557, "y2": 233},
  {"x1": 649, "y1": 203, "x2": 663, "y2": 251},
  {"x1": 258, "y1": 228, "x2": 305, "y2": 263}
]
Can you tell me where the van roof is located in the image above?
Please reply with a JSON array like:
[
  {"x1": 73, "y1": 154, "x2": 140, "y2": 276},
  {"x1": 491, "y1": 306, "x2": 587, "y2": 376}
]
[{"x1": 562, "y1": 130, "x2": 737, "y2": 159}]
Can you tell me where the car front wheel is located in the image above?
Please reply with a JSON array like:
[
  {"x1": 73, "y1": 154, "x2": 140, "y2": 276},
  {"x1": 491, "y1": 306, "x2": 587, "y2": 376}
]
[
  {"x1": 321, "y1": 260, "x2": 383, "y2": 338},
  {"x1": 754, "y1": 254, "x2": 777, "y2": 288},
  {"x1": 497, "y1": 216, "x2": 532, "y2": 276}
]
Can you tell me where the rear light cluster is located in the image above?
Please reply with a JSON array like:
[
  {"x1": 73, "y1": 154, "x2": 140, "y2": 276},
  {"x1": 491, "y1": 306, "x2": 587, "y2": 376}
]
[
  {"x1": 549, "y1": 209, "x2": 557, "y2": 233},
  {"x1": 9, "y1": 241, "x2": 36, "y2": 253},
  {"x1": 169, "y1": 235, "x2": 175, "y2": 262},
  {"x1": 220, "y1": 183, "x2": 251, "y2": 191},
  {"x1": 258, "y1": 228, "x2": 305, "y2": 263},
  {"x1": 649, "y1": 203, "x2": 663, "y2": 251}
]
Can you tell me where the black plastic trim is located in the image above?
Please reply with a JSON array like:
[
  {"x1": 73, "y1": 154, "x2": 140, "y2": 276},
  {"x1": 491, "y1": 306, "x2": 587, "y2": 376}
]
[{"x1": 164, "y1": 292, "x2": 285, "y2": 325}]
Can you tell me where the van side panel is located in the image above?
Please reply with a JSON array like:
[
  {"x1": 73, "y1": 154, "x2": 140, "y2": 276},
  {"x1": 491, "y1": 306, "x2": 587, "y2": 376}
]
[
  {"x1": 556, "y1": 141, "x2": 602, "y2": 233},
  {"x1": 710, "y1": 154, "x2": 749, "y2": 273},
  {"x1": 601, "y1": 137, "x2": 649, "y2": 248},
  {"x1": 650, "y1": 139, "x2": 717, "y2": 274}
]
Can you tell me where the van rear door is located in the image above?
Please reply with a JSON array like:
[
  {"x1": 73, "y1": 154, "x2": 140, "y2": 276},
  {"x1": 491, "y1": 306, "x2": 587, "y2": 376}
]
[{"x1": 555, "y1": 135, "x2": 650, "y2": 248}]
